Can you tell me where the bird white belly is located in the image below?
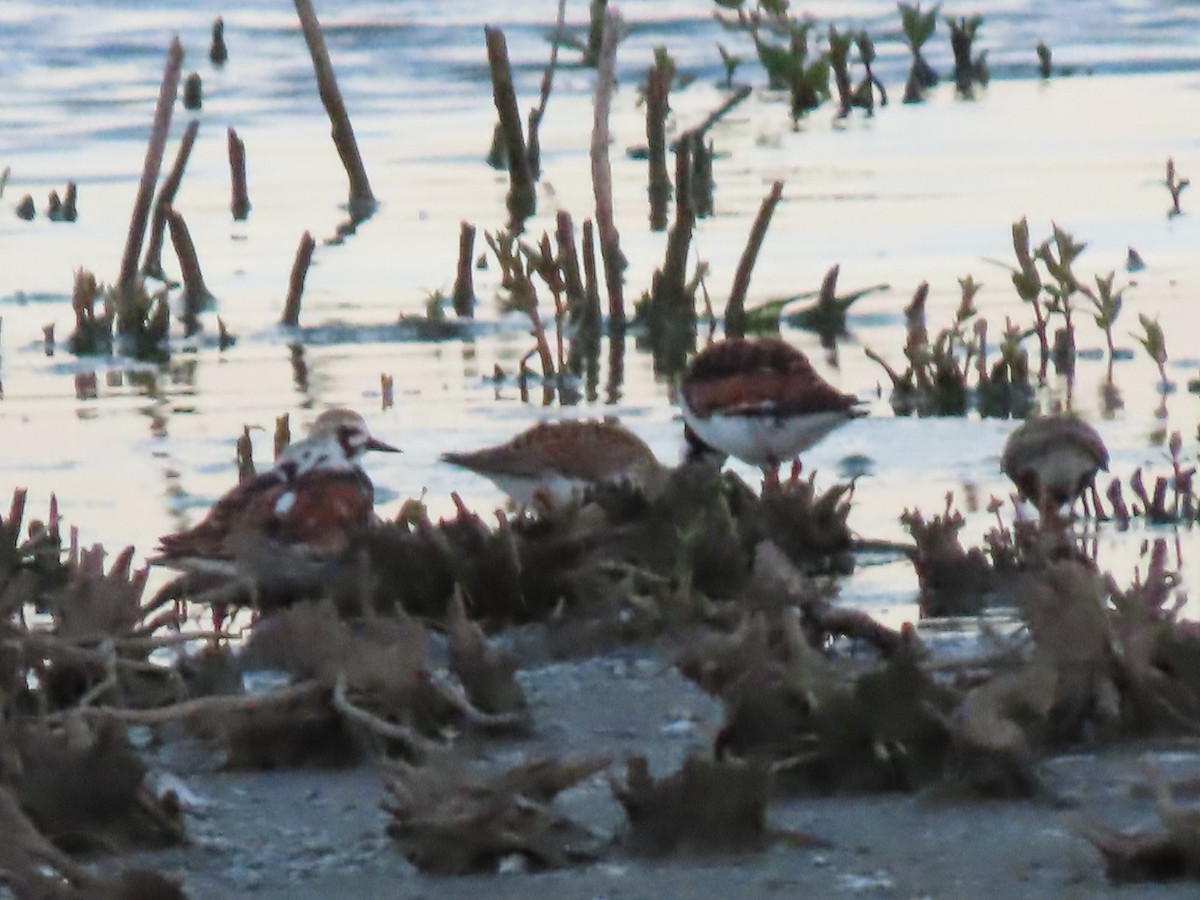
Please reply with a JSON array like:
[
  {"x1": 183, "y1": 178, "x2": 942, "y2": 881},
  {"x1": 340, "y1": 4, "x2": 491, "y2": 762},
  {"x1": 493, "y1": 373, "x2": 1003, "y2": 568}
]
[
  {"x1": 1035, "y1": 446, "x2": 1098, "y2": 495},
  {"x1": 682, "y1": 408, "x2": 851, "y2": 467},
  {"x1": 486, "y1": 472, "x2": 589, "y2": 508}
]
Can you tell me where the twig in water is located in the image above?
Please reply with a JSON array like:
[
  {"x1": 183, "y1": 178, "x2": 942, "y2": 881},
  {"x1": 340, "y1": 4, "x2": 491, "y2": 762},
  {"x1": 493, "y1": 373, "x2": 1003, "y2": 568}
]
[
  {"x1": 381, "y1": 373, "x2": 395, "y2": 410},
  {"x1": 573, "y1": 217, "x2": 602, "y2": 394},
  {"x1": 143, "y1": 120, "x2": 199, "y2": 279},
  {"x1": 165, "y1": 207, "x2": 211, "y2": 329},
  {"x1": 591, "y1": 8, "x2": 626, "y2": 329},
  {"x1": 281, "y1": 231, "x2": 317, "y2": 327},
  {"x1": 526, "y1": 0, "x2": 568, "y2": 178},
  {"x1": 182, "y1": 72, "x2": 202, "y2": 110},
  {"x1": 484, "y1": 27, "x2": 536, "y2": 226},
  {"x1": 560, "y1": 212, "x2": 595, "y2": 377},
  {"x1": 227, "y1": 127, "x2": 251, "y2": 220},
  {"x1": 451, "y1": 221, "x2": 476, "y2": 318},
  {"x1": 645, "y1": 53, "x2": 673, "y2": 232},
  {"x1": 210, "y1": 17, "x2": 228, "y2": 66},
  {"x1": 293, "y1": 0, "x2": 375, "y2": 218},
  {"x1": 61, "y1": 181, "x2": 77, "y2": 222},
  {"x1": 725, "y1": 180, "x2": 784, "y2": 339},
  {"x1": 116, "y1": 37, "x2": 184, "y2": 304},
  {"x1": 644, "y1": 136, "x2": 696, "y2": 375}
]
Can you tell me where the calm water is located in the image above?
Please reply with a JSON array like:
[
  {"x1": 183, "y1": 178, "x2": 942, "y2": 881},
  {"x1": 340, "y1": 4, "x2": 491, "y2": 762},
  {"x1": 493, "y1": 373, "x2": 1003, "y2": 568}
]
[{"x1": 1, "y1": 0, "x2": 1200, "y2": 618}]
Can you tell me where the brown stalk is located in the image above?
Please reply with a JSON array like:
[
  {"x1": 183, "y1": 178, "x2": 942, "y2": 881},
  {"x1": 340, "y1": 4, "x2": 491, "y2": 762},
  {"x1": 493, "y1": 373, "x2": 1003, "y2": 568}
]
[
  {"x1": 116, "y1": 36, "x2": 184, "y2": 303},
  {"x1": 143, "y1": 119, "x2": 199, "y2": 279},
  {"x1": 293, "y1": 0, "x2": 375, "y2": 217},
  {"x1": 484, "y1": 27, "x2": 535, "y2": 225},
  {"x1": 645, "y1": 59, "x2": 672, "y2": 232},
  {"x1": 227, "y1": 127, "x2": 251, "y2": 220},
  {"x1": 573, "y1": 217, "x2": 603, "y2": 388},
  {"x1": 61, "y1": 181, "x2": 78, "y2": 222},
  {"x1": 210, "y1": 16, "x2": 228, "y2": 66},
  {"x1": 648, "y1": 138, "x2": 694, "y2": 317},
  {"x1": 451, "y1": 221, "x2": 476, "y2": 318},
  {"x1": 281, "y1": 230, "x2": 317, "y2": 327},
  {"x1": 581, "y1": 218, "x2": 601, "y2": 319},
  {"x1": 724, "y1": 180, "x2": 784, "y2": 338},
  {"x1": 591, "y1": 8, "x2": 626, "y2": 329},
  {"x1": 525, "y1": 0, "x2": 567, "y2": 179},
  {"x1": 515, "y1": 262, "x2": 556, "y2": 402},
  {"x1": 164, "y1": 207, "x2": 210, "y2": 321},
  {"x1": 539, "y1": 232, "x2": 567, "y2": 376},
  {"x1": 556, "y1": 211, "x2": 585, "y2": 311}
]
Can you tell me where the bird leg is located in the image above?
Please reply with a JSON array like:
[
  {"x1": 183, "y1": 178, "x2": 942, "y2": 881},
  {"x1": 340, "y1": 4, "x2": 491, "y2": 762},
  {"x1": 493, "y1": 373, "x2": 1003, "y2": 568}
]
[{"x1": 762, "y1": 461, "x2": 782, "y2": 490}]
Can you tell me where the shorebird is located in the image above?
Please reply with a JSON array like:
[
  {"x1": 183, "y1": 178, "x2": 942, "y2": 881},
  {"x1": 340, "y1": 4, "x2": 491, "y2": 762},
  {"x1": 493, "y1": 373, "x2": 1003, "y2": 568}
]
[
  {"x1": 154, "y1": 408, "x2": 400, "y2": 595},
  {"x1": 679, "y1": 337, "x2": 863, "y2": 478},
  {"x1": 1001, "y1": 414, "x2": 1109, "y2": 515},
  {"x1": 441, "y1": 419, "x2": 664, "y2": 509}
]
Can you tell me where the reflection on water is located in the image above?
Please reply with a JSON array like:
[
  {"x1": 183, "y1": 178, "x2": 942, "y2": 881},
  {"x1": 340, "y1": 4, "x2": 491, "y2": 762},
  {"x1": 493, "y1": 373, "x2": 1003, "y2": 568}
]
[{"x1": 0, "y1": 1, "x2": 1199, "y2": 610}]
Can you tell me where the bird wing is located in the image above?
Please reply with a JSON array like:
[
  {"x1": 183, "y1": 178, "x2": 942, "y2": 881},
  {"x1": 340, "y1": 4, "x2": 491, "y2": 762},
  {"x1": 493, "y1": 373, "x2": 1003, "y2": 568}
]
[
  {"x1": 156, "y1": 470, "x2": 290, "y2": 562},
  {"x1": 683, "y1": 371, "x2": 859, "y2": 418},
  {"x1": 264, "y1": 471, "x2": 375, "y2": 558}
]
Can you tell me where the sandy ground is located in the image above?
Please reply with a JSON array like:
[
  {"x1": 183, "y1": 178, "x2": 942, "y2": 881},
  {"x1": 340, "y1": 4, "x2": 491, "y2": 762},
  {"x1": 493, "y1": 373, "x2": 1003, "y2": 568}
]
[{"x1": 112, "y1": 646, "x2": 1200, "y2": 900}]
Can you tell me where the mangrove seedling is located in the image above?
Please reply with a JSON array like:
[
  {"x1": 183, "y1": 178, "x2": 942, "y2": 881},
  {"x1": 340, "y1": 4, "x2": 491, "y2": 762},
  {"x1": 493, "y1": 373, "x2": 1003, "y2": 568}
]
[
  {"x1": 1035, "y1": 224, "x2": 1089, "y2": 378},
  {"x1": 829, "y1": 25, "x2": 854, "y2": 118},
  {"x1": 781, "y1": 264, "x2": 889, "y2": 346},
  {"x1": 1164, "y1": 157, "x2": 1189, "y2": 217},
  {"x1": 946, "y1": 14, "x2": 988, "y2": 96},
  {"x1": 1134, "y1": 312, "x2": 1170, "y2": 391},
  {"x1": 1036, "y1": 41, "x2": 1051, "y2": 79},
  {"x1": 1089, "y1": 271, "x2": 1124, "y2": 380},
  {"x1": 717, "y1": 42, "x2": 742, "y2": 88},
  {"x1": 715, "y1": 0, "x2": 831, "y2": 121},
  {"x1": 1010, "y1": 217, "x2": 1049, "y2": 382},
  {"x1": 898, "y1": 2, "x2": 939, "y2": 102},
  {"x1": 851, "y1": 32, "x2": 886, "y2": 114}
]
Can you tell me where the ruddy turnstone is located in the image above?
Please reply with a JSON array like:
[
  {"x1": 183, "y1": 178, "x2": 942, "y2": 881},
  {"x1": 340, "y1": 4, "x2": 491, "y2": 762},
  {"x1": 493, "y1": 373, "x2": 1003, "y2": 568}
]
[
  {"x1": 1001, "y1": 414, "x2": 1109, "y2": 514},
  {"x1": 440, "y1": 419, "x2": 664, "y2": 509},
  {"x1": 154, "y1": 407, "x2": 399, "y2": 593},
  {"x1": 679, "y1": 337, "x2": 863, "y2": 476}
]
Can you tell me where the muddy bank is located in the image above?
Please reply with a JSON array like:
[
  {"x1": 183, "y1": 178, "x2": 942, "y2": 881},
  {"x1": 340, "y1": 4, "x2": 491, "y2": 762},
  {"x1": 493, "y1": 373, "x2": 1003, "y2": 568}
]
[{"x1": 111, "y1": 646, "x2": 1199, "y2": 900}]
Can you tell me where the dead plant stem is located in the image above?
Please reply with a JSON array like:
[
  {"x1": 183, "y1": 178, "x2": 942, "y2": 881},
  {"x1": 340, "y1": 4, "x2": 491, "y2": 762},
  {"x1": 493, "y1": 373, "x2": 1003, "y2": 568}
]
[
  {"x1": 591, "y1": 8, "x2": 625, "y2": 329},
  {"x1": 293, "y1": 0, "x2": 375, "y2": 216},
  {"x1": 725, "y1": 180, "x2": 784, "y2": 338},
  {"x1": 142, "y1": 119, "x2": 199, "y2": 279},
  {"x1": 117, "y1": 37, "x2": 184, "y2": 302}
]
